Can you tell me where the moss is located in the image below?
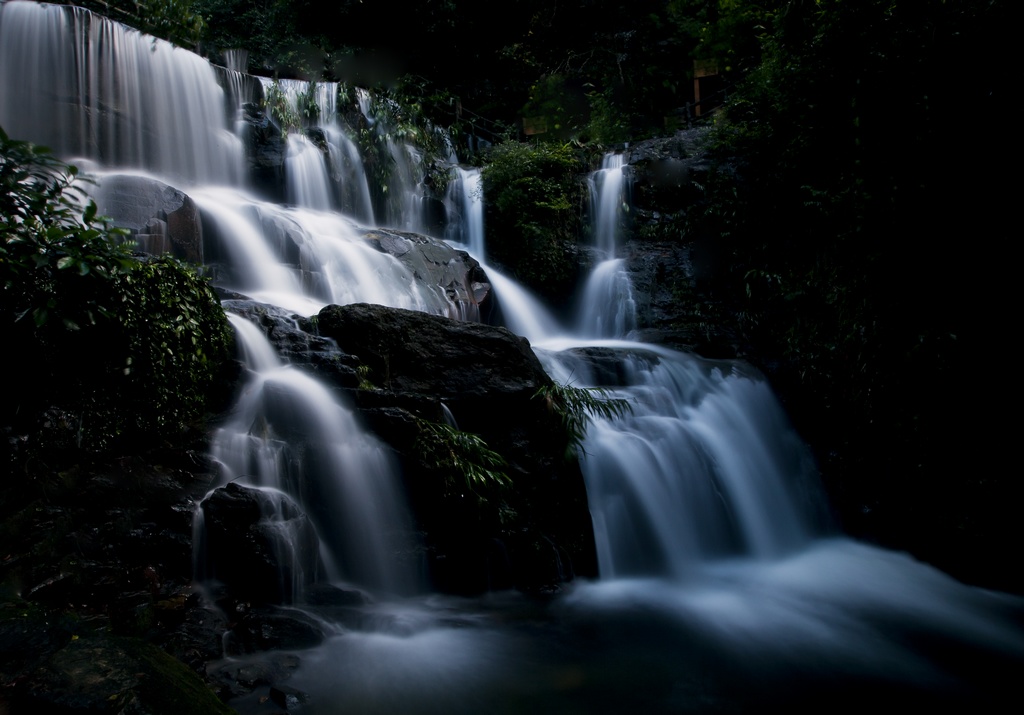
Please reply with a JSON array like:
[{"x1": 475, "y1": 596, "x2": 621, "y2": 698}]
[{"x1": 119, "y1": 637, "x2": 234, "y2": 715}]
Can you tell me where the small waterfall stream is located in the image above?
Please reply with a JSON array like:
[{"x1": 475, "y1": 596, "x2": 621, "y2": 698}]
[
  {"x1": 577, "y1": 152, "x2": 636, "y2": 338},
  {"x1": 2, "y1": 3, "x2": 1021, "y2": 711},
  {"x1": 208, "y1": 312, "x2": 417, "y2": 595}
]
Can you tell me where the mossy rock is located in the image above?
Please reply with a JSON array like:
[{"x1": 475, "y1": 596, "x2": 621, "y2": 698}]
[{"x1": 17, "y1": 634, "x2": 232, "y2": 715}]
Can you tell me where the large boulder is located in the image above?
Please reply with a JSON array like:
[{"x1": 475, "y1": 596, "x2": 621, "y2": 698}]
[
  {"x1": 316, "y1": 303, "x2": 544, "y2": 401},
  {"x1": 94, "y1": 174, "x2": 203, "y2": 262},
  {"x1": 314, "y1": 303, "x2": 597, "y2": 593},
  {"x1": 357, "y1": 229, "x2": 492, "y2": 321}
]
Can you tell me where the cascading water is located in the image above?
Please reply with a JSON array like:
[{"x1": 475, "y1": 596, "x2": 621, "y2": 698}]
[
  {"x1": 0, "y1": 0, "x2": 243, "y2": 185},
  {"x1": 445, "y1": 167, "x2": 485, "y2": 260},
  {"x1": 536, "y1": 343, "x2": 820, "y2": 578},
  {"x1": 575, "y1": 258, "x2": 637, "y2": 338},
  {"x1": 577, "y1": 152, "x2": 637, "y2": 338},
  {"x1": 588, "y1": 152, "x2": 628, "y2": 257},
  {"x1": 207, "y1": 312, "x2": 417, "y2": 595},
  {"x1": 323, "y1": 125, "x2": 376, "y2": 223},
  {"x1": 284, "y1": 134, "x2": 334, "y2": 210},
  {"x1": 3, "y1": 3, "x2": 1022, "y2": 711}
]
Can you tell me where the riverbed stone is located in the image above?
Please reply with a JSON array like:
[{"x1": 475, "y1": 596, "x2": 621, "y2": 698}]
[{"x1": 199, "y1": 483, "x2": 324, "y2": 605}]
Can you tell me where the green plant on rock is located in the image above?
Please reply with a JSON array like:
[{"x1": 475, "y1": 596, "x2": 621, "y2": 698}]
[
  {"x1": 355, "y1": 364, "x2": 375, "y2": 391},
  {"x1": 1, "y1": 126, "x2": 134, "y2": 332},
  {"x1": 481, "y1": 140, "x2": 586, "y2": 294},
  {"x1": 263, "y1": 80, "x2": 301, "y2": 134},
  {"x1": 414, "y1": 418, "x2": 510, "y2": 502},
  {"x1": 2, "y1": 127, "x2": 232, "y2": 451},
  {"x1": 534, "y1": 381, "x2": 631, "y2": 460},
  {"x1": 296, "y1": 80, "x2": 321, "y2": 123}
]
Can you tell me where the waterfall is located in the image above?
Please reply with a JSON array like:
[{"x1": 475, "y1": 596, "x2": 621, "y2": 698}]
[
  {"x1": 576, "y1": 258, "x2": 637, "y2": 338},
  {"x1": 285, "y1": 133, "x2": 334, "y2": 210},
  {"x1": 0, "y1": 0, "x2": 244, "y2": 185},
  {"x1": 323, "y1": 126, "x2": 376, "y2": 223},
  {"x1": 445, "y1": 167, "x2": 485, "y2": 259},
  {"x1": 3, "y1": 4, "x2": 1021, "y2": 709},
  {"x1": 588, "y1": 152, "x2": 628, "y2": 257},
  {"x1": 577, "y1": 152, "x2": 637, "y2": 338},
  {"x1": 536, "y1": 342, "x2": 821, "y2": 578},
  {"x1": 208, "y1": 313, "x2": 418, "y2": 595}
]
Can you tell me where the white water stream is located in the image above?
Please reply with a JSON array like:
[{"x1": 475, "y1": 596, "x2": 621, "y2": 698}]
[{"x1": 2, "y1": 3, "x2": 1021, "y2": 711}]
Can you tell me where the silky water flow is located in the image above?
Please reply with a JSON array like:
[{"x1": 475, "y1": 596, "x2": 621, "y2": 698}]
[{"x1": 2, "y1": 3, "x2": 1022, "y2": 712}]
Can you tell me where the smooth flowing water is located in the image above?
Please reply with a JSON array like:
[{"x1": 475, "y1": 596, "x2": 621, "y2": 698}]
[
  {"x1": 577, "y1": 153, "x2": 637, "y2": 338},
  {"x1": 206, "y1": 312, "x2": 417, "y2": 596},
  {"x1": 2, "y1": 3, "x2": 1021, "y2": 711}
]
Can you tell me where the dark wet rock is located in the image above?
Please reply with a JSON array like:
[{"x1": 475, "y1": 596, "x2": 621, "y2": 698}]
[
  {"x1": 303, "y1": 582, "x2": 369, "y2": 607},
  {"x1": 242, "y1": 102, "x2": 287, "y2": 202},
  {"x1": 270, "y1": 684, "x2": 309, "y2": 709},
  {"x1": 17, "y1": 635, "x2": 232, "y2": 714},
  {"x1": 557, "y1": 346, "x2": 663, "y2": 387},
  {"x1": 627, "y1": 128, "x2": 712, "y2": 217},
  {"x1": 317, "y1": 302, "x2": 548, "y2": 401},
  {"x1": 304, "y1": 126, "x2": 328, "y2": 152},
  {"x1": 94, "y1": 174, "x2": 204, "y2": 262},
  {"x1": 207, "y1": 651, "x2": 302, "y2": 700},
  {"x1": 199, "y1": 483, "x2": 325, "y2": 605},
  {"x1": 224, "y1": 300, "x2": 362, "y2": 388},
  {"x1": 358, "y1": 228, "x2": 492, "y2": 321},
  {"x1": 314, "y1": 303, "x2": 597, "y2": 594},
  {"x1": 225, "y1": 607, "x2": 326, "y2": 655}
]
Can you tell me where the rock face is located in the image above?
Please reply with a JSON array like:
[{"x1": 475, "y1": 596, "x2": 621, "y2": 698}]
[
  {"x1": 318, "y1": 303, "x2": 544, "y2": 400},
  {"x1": 601, "y1": 129, "x2": 743, "y2": 357},
  {"x1": 94, "y1": 174, "x2": 204, "y2": 262},
  {"x1": 241, "y1": 102, "x2": 287, "y2": 203},
  {"x1": 357, "y1": 228, "x2": 492, "y2": 321},
  {"x1": 314, "y1": 303, "x2": 597, "y2": 593},
  {"x1": 199, "y1": 483, "x2": 324, "y2": 605},
  {"x1": 627, "y1": 129, "x2": 712, "y2": 219}
]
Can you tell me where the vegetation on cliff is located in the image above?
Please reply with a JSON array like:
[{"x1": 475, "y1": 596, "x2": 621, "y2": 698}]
[
  {"x1": 1, "y1": 127, "x2": 233, "y2": 455},
  {"x1": 689, "y1": 0, "x2": 1014, "y2": 589},
  {"x1": 480, "y1": 140, "x2": 587, "y2": 301}
]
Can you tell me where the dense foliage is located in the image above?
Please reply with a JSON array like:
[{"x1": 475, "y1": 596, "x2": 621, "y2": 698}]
[
  {"x1": 535, "y1": 382, "x2": 632, "y2": 460},
  {"x1": 481, "y1": 141, "x2": 587, "y2": 300},
  {"x1": 1, "y1": 128, "x2": 232, "y2": 454},
  {"x1": 692, "y1": 0, "x2": 1014, "y2": 587},
  {"x1": 77, "y1": 0, "x2": 205, "y2": 48},
  {"x1": 1, "y1": 127, "x2": 135, "y2": 334}
]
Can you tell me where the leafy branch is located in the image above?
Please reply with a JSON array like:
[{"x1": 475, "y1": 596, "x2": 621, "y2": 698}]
[
  {"x1": 534, "y1": 381, "x2": 632, "y2": 459},
  {"x1": 414, "y1": 418, "x2": 510, "y2": 501}
]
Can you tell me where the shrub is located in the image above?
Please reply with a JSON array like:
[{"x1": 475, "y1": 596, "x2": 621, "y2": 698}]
[
  {"x1": 481, "y1": 141, "x2": 586, "y2": 298},
  {"x1": 1, "y1": 127, "x2": 232, "y2": 452}
]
